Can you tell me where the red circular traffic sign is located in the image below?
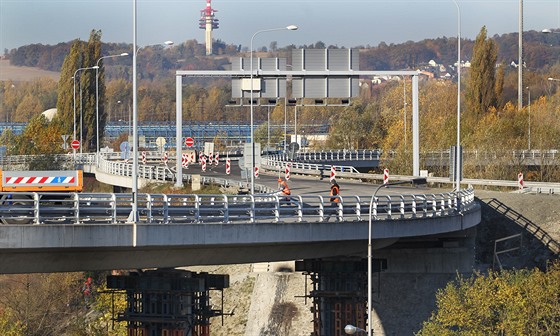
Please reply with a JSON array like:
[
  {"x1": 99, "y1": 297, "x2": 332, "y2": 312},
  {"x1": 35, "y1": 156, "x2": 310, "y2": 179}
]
[
  {"x1": 71, "y1": 140, "x2": 80, "y2": 150},
  {"x1": 185, "y1": 137, "x2": 195, "y2": 147}
]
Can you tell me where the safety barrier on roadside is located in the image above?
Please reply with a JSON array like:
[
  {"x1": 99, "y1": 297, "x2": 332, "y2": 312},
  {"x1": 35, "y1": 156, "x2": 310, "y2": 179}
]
[
  {"x1": 268, "y1": 149, "x2": 381, "y2": 162},
  {"x1": 0, "y1": 187, "x2": 476, "y2": 225}
]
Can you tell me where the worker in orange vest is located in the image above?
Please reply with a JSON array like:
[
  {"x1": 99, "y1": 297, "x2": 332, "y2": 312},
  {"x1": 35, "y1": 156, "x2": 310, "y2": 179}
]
[
  {"x1": 327, "y1": 179, "x2": 341, "y2": 221},
  {"x1": 330, "y1": 179, "x2": 340, "y2": 204},
  {"x1": 277, "y1": 178, "x2": 291, "y2": 196}
]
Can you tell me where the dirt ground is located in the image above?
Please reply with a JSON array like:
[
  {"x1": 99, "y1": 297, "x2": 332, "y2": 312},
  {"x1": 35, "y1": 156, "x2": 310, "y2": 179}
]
[{"x1": 0, "y1": 59, "x2": 60, "y2": 81}]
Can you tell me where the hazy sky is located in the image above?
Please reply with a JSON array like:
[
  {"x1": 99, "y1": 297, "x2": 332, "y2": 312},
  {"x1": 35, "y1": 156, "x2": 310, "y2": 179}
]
[{"x1": 1, "y1": 0, "x2": 559, "y2": 54}]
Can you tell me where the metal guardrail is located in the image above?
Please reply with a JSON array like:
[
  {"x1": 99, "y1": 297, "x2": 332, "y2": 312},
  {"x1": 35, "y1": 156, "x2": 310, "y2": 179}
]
[
  {"x1": 269, "y1": 149, "x2": 381, "y2": 162},
  {"x1": 264, "y1": 158, "x2": 360, "y2": 174},
  {"x1": 423, "y1": 149, "x2": 560, "y2": 161},
  {"x1": 92, "y1": 153, "x2": 274, "y2": 194},
  {"x1": 0, "y1": 188, "x2": 476, "y2": 225}
]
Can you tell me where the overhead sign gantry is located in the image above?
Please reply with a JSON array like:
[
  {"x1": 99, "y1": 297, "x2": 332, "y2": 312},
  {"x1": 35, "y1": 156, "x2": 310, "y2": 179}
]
[{"x1": 174, "y1": 49, "x2": 421, "y2": 187}]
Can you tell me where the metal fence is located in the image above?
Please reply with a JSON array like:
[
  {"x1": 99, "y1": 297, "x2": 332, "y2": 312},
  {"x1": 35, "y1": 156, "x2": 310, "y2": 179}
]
[{"x1": 0, "y1": 188, "x2": 476, "y2": 225}]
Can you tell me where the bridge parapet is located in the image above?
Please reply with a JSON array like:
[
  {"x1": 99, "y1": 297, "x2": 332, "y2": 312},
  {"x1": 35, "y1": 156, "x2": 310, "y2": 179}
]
[{"x1": 0, "y1": 188, "x2": 476, "y2": 225}]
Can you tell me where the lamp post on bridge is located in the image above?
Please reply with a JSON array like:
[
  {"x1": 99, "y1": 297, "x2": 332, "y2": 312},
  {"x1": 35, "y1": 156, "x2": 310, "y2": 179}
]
[
  {"x1": 73, "y1": 66, "x2": 99, "y2": 160},
  {"x1": 131, "y1": 0, "x2": 174, "y2": 237},
  {"x1": 366, "y1": 178, "x2": 427, "y2": 336},
  {"x1": 451, "y1": 0, "x2": 462, "y2": 192},
  {"x1": 96, "y1": 53, "x2": 128, "y2": 164},
  {"x1": 250, "y1": 25, "x2": 298, "y2": 194},
  {"x1": 526, "y1": 86, "x2": 531, "y2": 150}
]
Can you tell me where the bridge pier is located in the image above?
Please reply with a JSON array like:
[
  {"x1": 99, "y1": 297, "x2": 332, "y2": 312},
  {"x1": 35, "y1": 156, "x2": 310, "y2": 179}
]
[
  {"x1": 106, "y1": 269, "x2": 229, "y2": 336},
  {"x1": 295, "y1": 227, "x2": 476, "y2": 335},
  {"x1": 295, "y1": 258, "x2": 386, "y2": 336}
]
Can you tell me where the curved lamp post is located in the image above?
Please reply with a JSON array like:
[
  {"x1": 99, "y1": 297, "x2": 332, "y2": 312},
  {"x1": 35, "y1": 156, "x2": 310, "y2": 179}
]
[
  {"x1": 73, "y1": 66, "x2": 99, "y2": 161},
  {"x1": 451, "y1": 0, "x2": 461, "y2": 192},
  {"x1": 367, "y1": 177, "x2": 427, "y2": 336},
  {"x1": 131, "y1": 0, "x2": 174, "y2": 242},
  {"x1": 250, "y1": 25, "x2": 298, "y2": 194},
  {"x1": 96, "y1": 53, "x2": 128, "y2": 164}
]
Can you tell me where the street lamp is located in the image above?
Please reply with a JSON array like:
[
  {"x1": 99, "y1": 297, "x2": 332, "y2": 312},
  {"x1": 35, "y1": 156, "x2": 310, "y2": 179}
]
[
  {"x1": 526, "y1": 86, "x2": 531, "y2": 150},
  {"x1": 451, "y1": 0, "x2": 461, "y2": 192},
  {"x1": 131, "y1": 0, "x2": 173, "y2": 236},
  {"x1": 73, "y1": 66, "x2": 99, "y2": 156},
  {"x1": 367, "y1": 177, "x2": 427, "y2": 336},
  {"x1": 96, "y1": 53, "x2": 128, "y2": 164},
  {"x1": 345, "y1": 324, "x2": 366, "y2": 335},
  {"x1": 250, "y1": 25, "x2": 298, "y2": 194},
  {"x1": 294, "y1": 104, "x2": 298, "y2": 147}
]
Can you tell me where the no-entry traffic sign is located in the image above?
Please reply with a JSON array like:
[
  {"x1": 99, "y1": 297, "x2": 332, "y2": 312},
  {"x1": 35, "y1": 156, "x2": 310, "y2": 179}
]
[
  {"x1": 185, "y1": 137, "x2": 195, "y2": 147},
  {"x1": 71, "y1": 140, "x2": 80, "y2": 150}
]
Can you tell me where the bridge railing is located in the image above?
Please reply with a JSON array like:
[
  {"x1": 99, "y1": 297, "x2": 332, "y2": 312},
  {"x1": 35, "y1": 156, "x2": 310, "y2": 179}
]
[
  {"x1": 268, "y1": 149, "x2": 381, "y2": 162},
  {"x1": 263, "y1": 158, "x2": 360, "y2": 174},
  {"x1": 0, "y1": 188, "x2": 476, "y2": 225}
]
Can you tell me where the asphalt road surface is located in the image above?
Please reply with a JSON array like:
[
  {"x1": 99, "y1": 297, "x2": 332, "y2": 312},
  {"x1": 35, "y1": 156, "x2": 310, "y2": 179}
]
[{"x1": 177, "y1": 161, "x2": 441, "y2": 197}]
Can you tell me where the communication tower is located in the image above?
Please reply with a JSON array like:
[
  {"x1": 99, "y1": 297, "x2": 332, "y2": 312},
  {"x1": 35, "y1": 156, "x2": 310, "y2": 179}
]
[{"x1": 199, "y1": 0, "x2": 219, "y2": 55}]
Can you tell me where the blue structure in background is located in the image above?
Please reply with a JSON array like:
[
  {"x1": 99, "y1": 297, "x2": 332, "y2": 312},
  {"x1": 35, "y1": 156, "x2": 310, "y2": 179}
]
[{"x1": 0, "y1": 122, "x2": 328, "y2": 150}]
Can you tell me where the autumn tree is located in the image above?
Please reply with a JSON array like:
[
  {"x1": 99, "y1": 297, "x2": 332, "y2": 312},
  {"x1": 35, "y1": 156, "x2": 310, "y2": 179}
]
[
  {"x1": 55, "y1": 30, "x2": 102, "y2": 152},
  {"x1": 466, "y1": 26, "x2": 498, "y2": 118},
  {"x1": 6, "y1": 114, "x2": 67, "y2": 169},
  {"x1": 0, "y1": 273, "x2": 88, "y2": 336},
  {"x1": 56, "y1": 40, "x2": 83, "y2": 139},
  {"x1": 81, "y1": 30, "x2": 102, "y2": 152},
  {"x1": 326, "y1": 99, "x2": 379, "y2": 149},
  {"x1": 418, "y1": 262, "x2": 560, "y2": 335}
]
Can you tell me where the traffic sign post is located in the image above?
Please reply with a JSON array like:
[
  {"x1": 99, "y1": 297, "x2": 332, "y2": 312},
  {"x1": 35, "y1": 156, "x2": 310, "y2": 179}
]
[
  {"x1": 185, "y1": 137, "x2": 195, "y2": 147},
  {"x1": 330, "y1": 165, "x2": 336, "y2": 181},
  {"x1": 383, "y1": 168, "x2": 390, "y2": 185},
  {"x1": 71, "y1": 140, "x2": 80, "y2": 150},
  {"x1": 61, "y1": 135, "x2": 70, "y2": 150}
]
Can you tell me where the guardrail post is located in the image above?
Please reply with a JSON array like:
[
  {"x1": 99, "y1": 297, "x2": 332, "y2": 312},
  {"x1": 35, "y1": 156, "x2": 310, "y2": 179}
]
[
  {"x1": 223, "y1": 195, "x2": 229, "y2": 223},
  {"x1": 146, "y1": 194, "x2": 153, "y2": 223},
  {"x1": 319, "y1": 197, "x2": 325, "y2": 222},
  {"x1": 296, "y1": 195, "x2": 303, "y2": 222},
  {"x1": 336, "y1": 197, "x2": 343, "y2": 221},
  {"x1": 194, "y1": 195, "x2": 200, "y2": 223},
  {"x1": 355, "y1": 196, "x2": 361, "y2": 221},
  {"x1": 273, "y1": 196, "x2": 280, "y2": 223},
  {"x1": 33, "y1": 192, "x2": 40, "y2": 224},
  {"x1": 399, "y1": 196, "x2": 405, "y2": 219},
  {"x1": 250, "y1": 195, "x2": 255, "y2": 223},
  {"x1": 70, "y1": 192, "x2": 80, "y2": 224}
]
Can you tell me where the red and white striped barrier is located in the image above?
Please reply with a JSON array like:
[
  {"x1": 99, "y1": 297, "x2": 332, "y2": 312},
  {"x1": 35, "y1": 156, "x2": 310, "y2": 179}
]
[
  {"x1": 214, "y1": 152, "x2": 219, "y2": 166},
  {"x1": 201, "y1": 156, "x2": 207, "y2": 172},
  {"x1": 226, "y1": 158, "x2": 231, "y2": 175},
  {"x1": 141, "y1": 151, "x2": 146, "y2": 165},
  {"x1": 254, "y1": 166, "x2": 259, "y2": 178},
  {"x1": 383, "y1": 168, "x2": 390, "y2": 185},
  {"x1": 517, "y1": 172, "x2": 524, "y2": 190},
  {"x1": 162, "y1": 151, "x2": 168, "y2": 164},
  {"x1": 330, "y1": 165, "x2": 336, "y2": 181},
  {"x1": 285, "y1": 163, "x2": 291, "y2": 180},
  {"x1": 5, "y1": 175, "x2": 76, "y2": 185},
  {"x1": 181, "y1": 153, "x2": 189, "y2": 168}
]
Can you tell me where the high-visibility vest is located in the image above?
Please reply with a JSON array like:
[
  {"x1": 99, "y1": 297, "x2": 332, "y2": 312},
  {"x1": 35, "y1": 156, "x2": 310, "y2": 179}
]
[{"x1": 330, "y1": 185, "x2": 340, "y2": 202}]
